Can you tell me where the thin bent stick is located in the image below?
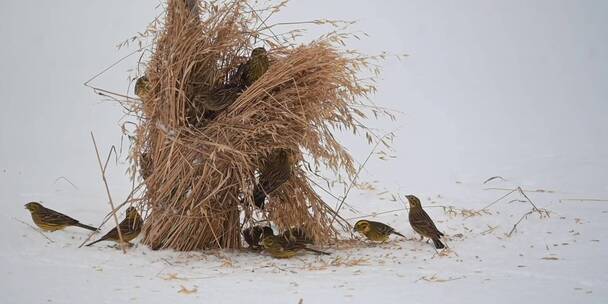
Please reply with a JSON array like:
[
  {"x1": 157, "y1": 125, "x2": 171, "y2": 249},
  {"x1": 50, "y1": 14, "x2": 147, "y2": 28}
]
[
  {"x1": 560, "y1": 198, "x2": 608, "y2": 202},
  {"x1": 346, "y1": 208, "x2": 405, "y2": 221},
  {"x1": 90, "y1": 132, "x2": 126, "y2": 253},
  {"x1": 507, "y1": 210, "x2": 535, "y2": 237},
  {"x1": 13, "y1": 217, "x2": 54, "y2": 243},
  {"x1": 53, "y1": 176, "x2": 79, "y2": 190},
  {"x1": 78, "y1": 182, "x2": 144, "y2": 248},
  {"x1": 330, "y1": 131, "x2": 393, "y2": 226},
  {"x1": 517, "y1": 187, "x2": 540, "y2": 212},
  {"x1": 83, "y1": 42, "x2": 153, "y2": 100},
  {"x1": 478, "y1": 188, "x2": 518, "y2": 211},
  {"x1": 244, "y1": 2, "x2": 281, "y2": 45},
  {"x1": 305, "y1": 175, "x2": 361, "y2": 214},
  {"x1": 483, "y1": 187, "x2": 556, "y2": 193}
]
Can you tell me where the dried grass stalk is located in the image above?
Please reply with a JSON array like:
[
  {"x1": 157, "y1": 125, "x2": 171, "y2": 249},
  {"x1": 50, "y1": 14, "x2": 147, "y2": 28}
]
[{"x1": 127, "y1": 0, "x2": 383, "y2": 251}]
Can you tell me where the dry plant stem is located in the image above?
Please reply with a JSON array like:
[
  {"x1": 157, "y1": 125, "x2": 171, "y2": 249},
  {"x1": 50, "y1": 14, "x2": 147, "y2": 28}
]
[
  {"x1": 305, "y1": 175, "x2": 361, "y2": 214},
  {"x1": 330, "y1": 131, "x2": 393, "y2": 226},
  {"x1": 560, "y1": 198, "x2": 608, "y2": 202},
  {"x1": 517, "y1": 187, "x2": 540, "y2": 212},
  {"x1": 13, "y1": 217, "x2": 54, "y2": 243},
  {"x1": 53, "y1": 176, "x2": 79, "y2": 190},
  {"x1": 478, "y1": 188, "x2": 518, "y2": 212},
  {"x1": 77, "y1": 183, "x2": 144, "y2": 248},
  {"x1": 346, "y1": 208, "x2": 406, "y2": 221},
  {"x1": 482, "y1": 176, "x2": 505, "y2": 184},
  {"x1": 484, "y1": 187, "x2": 556, "y2": 193},
  {"x1": 346, "y1": 204, "x2": 481, "y2": 221},
  {"x1": 83, "y1": 43, "x2": 154, "y2": 100},
  {"x1": 90, "y1": 132, "x2": 126, "y2": 253},
  {"x1": 507, "y1": 210, "x2": 535, "y2": 237}
]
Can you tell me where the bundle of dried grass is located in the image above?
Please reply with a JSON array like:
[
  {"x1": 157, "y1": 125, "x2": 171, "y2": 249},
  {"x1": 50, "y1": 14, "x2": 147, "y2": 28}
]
[{"x1": 126, "y1": 0, "x2": 386, "y2": 251}]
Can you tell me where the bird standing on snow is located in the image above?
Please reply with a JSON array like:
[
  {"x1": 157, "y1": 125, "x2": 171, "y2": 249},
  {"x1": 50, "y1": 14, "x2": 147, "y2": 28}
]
[
  {"x1": 353, "y1": 219, "x2": 405, "y2": 242},
  {"x1": 86, "y1": 207, "x2": 143, "y2": 247},
  {"x1": 406, "y1": 195, "x2": 445, "y2": 249},
  {"x1": 261, "y1": 230, "x2": 329, "y2": 259},
  {"x1": 242, "y1": 225, "x2": 274, "y2": 250},
  {"x1": 24, "y1": 202, "x2": 98, "y2": 232}
]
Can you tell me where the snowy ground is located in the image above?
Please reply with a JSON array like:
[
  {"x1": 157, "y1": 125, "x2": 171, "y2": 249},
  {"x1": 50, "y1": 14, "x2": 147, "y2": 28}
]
[
  {"x1": 1, "y1": 1, "x2": 607, "y2": 303},
  {"x1": 3, "y1": 177, "x2": 608, "y2": 303}
]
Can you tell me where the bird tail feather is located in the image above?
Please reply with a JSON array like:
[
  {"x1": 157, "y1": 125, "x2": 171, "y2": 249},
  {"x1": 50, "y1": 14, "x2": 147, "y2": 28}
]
[
  {"x1": 75, "y1": 223, "x2": 99, "y2": 232},
  {"x1": 86, "y1": 238, "x2": 104, "y2": 247},
  {"x1": 303, "y1": 248, "x2": 331, "y2": 255},
  {"x1": 432, "y1": 238, "x2": 445, "y2": 249},
  {"x1": 393, "y1": 231, "x2": 406, "y2": 238}
]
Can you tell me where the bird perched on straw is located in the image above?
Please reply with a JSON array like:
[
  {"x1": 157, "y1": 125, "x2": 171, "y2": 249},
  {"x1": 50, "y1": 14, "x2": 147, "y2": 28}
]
[
  {"x1": 134, "y1": 75, "x2": 149, "y2": 98},
  {"x1": 253, "y1": 149, "x2": 294, "y2": 209},
  {"x1": 190, "y1": 47, "x2": 270, "y2": 122},
  {"x1": 189, "y1": 47, "x2": 269, "y2": 120},
  {"x1": 242, "y1": 225, "x2": 274, "y2": 250},
  {"x1": 406, "y1": 195, "x2": 445, "y2": 249},
  {"x1": 238, "y1": 47, "x2": 270, "y2": 88},
  {"x1": 86, "y1": 207, "x2": 143, "y2": 247},
  {"x1": 261, "y1": 230, "x2": 329, "y2": 259},
  {"x1": 139, "y1": 152, "x2": 153, "y2": 180},
  {"x1": 24, "y1": 202, "x2": 98, "y2": 232},
  {"x1": 353, "y1": 220, "x2": 405, "y2": 242}
]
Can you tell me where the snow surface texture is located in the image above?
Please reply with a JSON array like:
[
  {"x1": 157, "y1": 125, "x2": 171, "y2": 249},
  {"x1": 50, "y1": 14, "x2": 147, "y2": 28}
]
[{"x1": 1, "y1": 1, "x2": 607, "y2": 303}]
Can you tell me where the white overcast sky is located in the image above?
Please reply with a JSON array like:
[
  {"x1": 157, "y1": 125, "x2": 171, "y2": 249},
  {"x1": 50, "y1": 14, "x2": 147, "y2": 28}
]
[{"x1": 0, "y1": 1, "x2": 606, "y2": 203}]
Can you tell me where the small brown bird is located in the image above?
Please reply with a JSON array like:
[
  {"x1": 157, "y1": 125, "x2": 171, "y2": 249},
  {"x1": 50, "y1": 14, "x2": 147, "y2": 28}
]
[
  {"x1": 253, "y1": 149, "x2": 294, "y2": 209},
  {"x1": 242, "y1": 225, "x2": 274, "y2": 250},
  {"x1": 134, "y1": 75, "x2": 149, "y2": 97},
  {"x1": 406, "y1": 195, "x2": 445, "y2": 249},
  {"x1": 86, "y1": 207, "x2": 143, "y2": 247},
  {"x1": 238, "y1": 47, "x2": 270, "y2": 87},
  {"x1": 353, "y1": 220, "x2": 405, "y2": 242},
  {"x1": 24, "y1": 202, "x2": 98, "y2": 232},
  {"x1": 261, "y1": 230, "x2": 329, "y2": 258},
  {"x1": 139, "y1": 152, "x2": 153, "y2": 180}
]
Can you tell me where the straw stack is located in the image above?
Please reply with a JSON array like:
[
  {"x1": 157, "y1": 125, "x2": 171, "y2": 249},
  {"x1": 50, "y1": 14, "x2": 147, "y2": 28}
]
[{"x1": 128, "y1": 0, "x2": 379, "y2": 251}]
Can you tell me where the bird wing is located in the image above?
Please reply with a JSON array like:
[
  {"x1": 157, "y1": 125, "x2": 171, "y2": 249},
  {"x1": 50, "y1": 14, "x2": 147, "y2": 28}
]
[
  {"x1": 410, "y1": 209, "x2": 442, "y2": 237},
  {"x1": 372, "y1": 221, "x2": 396, "y2": 235},
  {"x1": 100, "y1": 215, "x2": 138, "y2": 241},
  {"x1": 40, "y1": 207, "x2": 79, "y2": 225}
]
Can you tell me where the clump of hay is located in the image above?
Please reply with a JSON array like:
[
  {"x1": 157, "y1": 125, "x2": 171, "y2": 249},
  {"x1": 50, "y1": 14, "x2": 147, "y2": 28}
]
[{"x1": 127, "y1": 0, "x2": 386, "y2": 251}]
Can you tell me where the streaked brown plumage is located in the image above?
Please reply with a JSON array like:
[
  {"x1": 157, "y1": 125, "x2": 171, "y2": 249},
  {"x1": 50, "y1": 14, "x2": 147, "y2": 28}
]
[
  {"x1": 24, "y1": 202, "x2": 98, "y2": 232},
  {"x1": 242, "y1": 225, "x2": 274, "y2": 250},
  {"x1": 139, "y1": 152, "x2": 153, "y2": 180},
  {"x1": 134, "y1": 75, "x2": 149, "y2": 97},
  {"x1": 238, "y1": 47, "x2": 270, "y2": 87},
  {"x1": 253, "y1": 149, "x2": 294, "y2": 209},
  {"x1": 353, "y1": 220, "x2": 405, "y2": 242},
  {"x1": 86, "y1": 207, "x2": 143, "y2": 247},
  {"x1": 262, "y1": 230, "x2": 329, "y2": 258},
  {"x1": 191, "y1": 47, "x2": 270, "y2": 122},
  {"x1": 406, "y1": 195, "x2": 445, "y2": 249}
]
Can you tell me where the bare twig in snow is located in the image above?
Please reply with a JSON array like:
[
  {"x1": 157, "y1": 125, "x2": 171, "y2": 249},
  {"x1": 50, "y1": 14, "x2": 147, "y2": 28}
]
[
  {"x1": 13, "y1": 217, "x2": 54, "y2": 243},
  {"x1": 482, "y1": 176, "x2": 505, "y2": 184}
]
